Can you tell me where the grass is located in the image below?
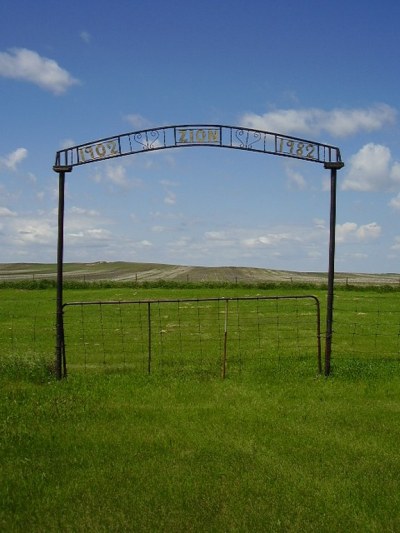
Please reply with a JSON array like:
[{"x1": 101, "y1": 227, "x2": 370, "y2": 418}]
[
  {"x1": 1, "y1": 283, "x2": 400, "y2": 373},
  {"x1": 1, "y1": 368, "x2": 399, "y2": 532},
  {"x1": 1, "y1": 284, "x2": 400, "y2": 531}
]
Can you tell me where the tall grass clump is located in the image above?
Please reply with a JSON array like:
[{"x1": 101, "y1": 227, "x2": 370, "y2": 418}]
[{"x1": 0, "y1": 352, "x2": 54, "y2": 383}]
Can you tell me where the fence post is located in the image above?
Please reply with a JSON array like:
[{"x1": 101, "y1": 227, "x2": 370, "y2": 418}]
[
  {"x1": 54, "y1": 165, "x2": 72, "y2": 380},
  {"x1": 221, "y1": 299, "x2": 228, "y2": 379},
  {"x1": 147, "y1": 302, "x2": 152, "y2": 374},
  {"x1": 324, "y1": 161, "x2": 344, "y2": 376}
]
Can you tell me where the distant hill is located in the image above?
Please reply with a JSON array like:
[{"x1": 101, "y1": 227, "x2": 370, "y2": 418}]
[{"x1": 0, "y1": 262, "x2": 399, "y2": 285}]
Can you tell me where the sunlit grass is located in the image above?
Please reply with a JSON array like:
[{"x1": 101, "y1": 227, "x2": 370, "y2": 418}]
[
  {"x1": 1, "y1": 285, "x2": 400, "y2": 531},
  {"x1": 1, "y1": 369, "x2": 399, "y2": 532}
]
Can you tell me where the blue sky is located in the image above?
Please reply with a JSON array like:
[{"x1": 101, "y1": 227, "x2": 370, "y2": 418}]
[{"x1": 1, "y1": 0, "x2": 400, "y2": 273}]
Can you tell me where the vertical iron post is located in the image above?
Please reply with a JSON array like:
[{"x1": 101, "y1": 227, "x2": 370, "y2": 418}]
[
  {"x1": 324, "y1": 162, "x2": 344, "y2": 376},
  {"x1": 54, "y1": 165, "x2": 72, "y2": 380},
  {"x1": 222, "y1": 299, "x2": 228, "y2": 379},
  {"x1": 147, "y1": 302, "x2": 152, "y2": 374}
]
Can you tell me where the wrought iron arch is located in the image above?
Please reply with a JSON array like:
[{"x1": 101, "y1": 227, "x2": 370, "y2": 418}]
[
  {"x1": 55, "y1": 124, "x2": 343, "y2": 168},
  {"x1": 53, "y1": 124, "x2": 344, "y2": 379}
]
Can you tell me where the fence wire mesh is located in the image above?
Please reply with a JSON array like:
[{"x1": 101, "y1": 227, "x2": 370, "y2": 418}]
[
  {"x1": 62, "y1": 296, "x2": 321, "y2": 376},
  {"x1": 333, "y1": 293, "x2": 400, "y2": 361},
  {"x1": 2, "y1": 289, "x2": 400, "y2": 377}
]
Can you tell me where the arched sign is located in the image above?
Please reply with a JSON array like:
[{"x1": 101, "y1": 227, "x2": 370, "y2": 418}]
[
  {"x1": 55, "y1": 124, "x2": 343, "y2": 168},
  {"x1": 54, "y1": 124, "x2": 344, "y2": 379}
]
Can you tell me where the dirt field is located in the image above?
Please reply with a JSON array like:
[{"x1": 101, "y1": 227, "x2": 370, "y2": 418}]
[{"x1": 0, "y1": 261, "x2": 399, "y2": 285}]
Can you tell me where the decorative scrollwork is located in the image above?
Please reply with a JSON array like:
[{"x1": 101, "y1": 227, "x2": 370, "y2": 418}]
[
  {"x1": 234, "y1": 129, "x2": 262, "y2": 149},
  {"x1": 133, "y1": 129, "x2": 160, "y2": 150},
  {"x1": 55, "y1": 124, "x2": 343, "y2": 168}
]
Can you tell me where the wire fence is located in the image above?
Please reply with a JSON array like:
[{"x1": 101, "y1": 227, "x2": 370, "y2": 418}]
[
  {"x1": 1, "y1": 290, "x2": 400, "y2": 377},
  {"x1": 2, "y1": 271, "x2": 400, "y2": 286},
  {"x1": 62, "y1": 296, "x2": 322, "y2": 376},
  {"x1": 333, "y1": 293, "x2": 400, "y2": 362},
  {"x1": 0, "y1": 306, "x2": 54, "y2": 359}
]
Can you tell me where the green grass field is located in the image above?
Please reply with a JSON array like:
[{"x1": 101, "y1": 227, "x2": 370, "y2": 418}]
[{"x1": 1, "y1": 283, "x2": 400, "y2": 531}]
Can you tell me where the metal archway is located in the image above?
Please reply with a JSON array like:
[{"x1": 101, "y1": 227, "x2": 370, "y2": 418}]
[{"x1": 54, "y1": 124, "x2": 344, "y2": 378}]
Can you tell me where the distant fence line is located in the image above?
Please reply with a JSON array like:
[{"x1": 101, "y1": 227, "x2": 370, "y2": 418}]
[{"x1": 1, "y1": 272, "x2": 400, "y2": 286}]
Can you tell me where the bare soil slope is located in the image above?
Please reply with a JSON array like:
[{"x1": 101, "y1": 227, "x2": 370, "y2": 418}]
[{"x1": 0, "y1": 262, "x2": 399, "y2": 285}]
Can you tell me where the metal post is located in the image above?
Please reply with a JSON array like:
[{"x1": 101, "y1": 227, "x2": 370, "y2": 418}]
[
  {"x1": 54, "y1": 165, "x2": 72, "y2": 380},
  {"x1": 324, "y1": 161, "x2": 344, "y2": 376},
  {"x1": 147, "y1": 302, "x2": 152, "y2": 374},
  {"x1": 222, "y1": 299, "x2": 228, "y2": 379}
]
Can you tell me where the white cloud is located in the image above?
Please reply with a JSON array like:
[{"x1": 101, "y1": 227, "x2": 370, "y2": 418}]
[
  {"x1": 168, "y1": 236, "x2": 192, "y2": 249},
  {"x1": 242, "y1": 233, "x2": 293, "y2": 248},
  {"x1": 205, "y1": 231, "x2": 229, "y2": 240},
  {"x1": 160, "y1": 179, "x2": 178, "y2": 205},
  {"x1": 164, "y1": 191, "x2": 176, "y2": 205},
  {"x1": 63, "y1": 207, "x2": 117, "y2": 250},
  {"x1": 124, "y1": 113, "x2": 152, "y2": 129},
  {"x1": 0, "y1": 48, "x2": 79, "y2": 94},
  {"x1": 137, "y1": 239, "x2": 152, "y2": 247},
  {"x1": 164, "y1": 222, "x2": 331, "y2": 267},
  {"x1": 390, "y1": 162, "x2": 400, "y2": 183},
  {"x1": 325, "y1": 105, "x2": 396, "y2": 136},
  {"x1": 356, "y1": 223, "x2": 381, "y2": 240},
  {"x1": 204, "y1": 231, "x2": 235, "y2": 247},
  {"x1": 15, "y1": 218, "x2": 55, "y2": 245},
  {"x1": 66, "y1": 206, "x2": 110, "y2": 233},
  {"x1": 342, "y1": 143, "x2": 400, "y2": 192},
  {"x1": 336, "y1": 222, "x2": 381, "y2": 243},
  {"x1": 240, "y1": 104, "x2": 396, "y2": 138},
  {"x1": 286, "y1": 166, "x2": 307, "y2": 190},
  {"x1": 70, "y1": 206, "x2": 100, "y2": 217},
  {"x1": 80, "y1": 31, "x2": 91, "y2": 43},
  {"x1": 390, "y1": 236, "x2": 400, "y2": 251},
  {"x1": 307, "y1": 250, "x2": 323, "y2": 259},
  {"x1": 1, "y1": 147, "x2": 28, "y2": 170},
  {"x1": 95, "y1": 163, "x2": 144, "y2": 189},
  {"x1": 60, "y1": 139, "x2": 76, "y2": 150},
  {"x1": 389, "y1": 193, "x2": 400, "y2": 210},
  {"x1": 86, "y1": 228, "x2": 112, "y2": 240},
  {"x1": 313, "y1": 218, "x2": 326, "y2": 229},
  {"x1": 106, "y1": 165, "x2": 129, "y2": 187},
  {"x1": 159, "y1": 179, "x2": 178, "y2": 187},
  {"x1": 0, "y1": 206, "x2": 148, "y2": 262},
  {"x1": 0, "y1": 207, "x2": 17, "y2": 217},
  {"x1": 69, "y1": 231, "x2": 84, "y2": 238}
]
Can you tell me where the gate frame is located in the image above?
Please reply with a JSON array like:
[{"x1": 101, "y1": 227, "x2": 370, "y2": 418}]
[
  {"x1": 53, "y1": 124, "x2": 344, "y2": 378},
  {"x1": 63, "y1": 294, "x2": 322, "y2": 377}
]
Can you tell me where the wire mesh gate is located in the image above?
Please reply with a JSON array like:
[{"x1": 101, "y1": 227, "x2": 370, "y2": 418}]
[{"x1": 63, "y1": 295, "x2": 321, "y2": 377}]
